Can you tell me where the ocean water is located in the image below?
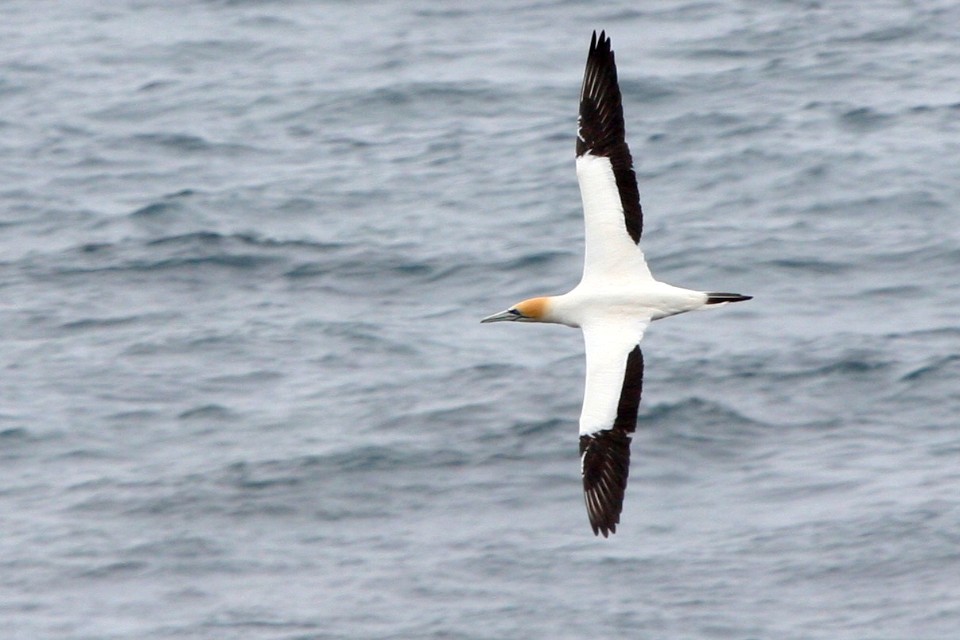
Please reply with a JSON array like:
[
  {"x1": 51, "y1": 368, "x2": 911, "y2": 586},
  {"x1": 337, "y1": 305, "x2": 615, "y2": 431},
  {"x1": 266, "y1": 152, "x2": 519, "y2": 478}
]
[{"x1": 2, "y1": 1, "x2": 960, "y2": 638}]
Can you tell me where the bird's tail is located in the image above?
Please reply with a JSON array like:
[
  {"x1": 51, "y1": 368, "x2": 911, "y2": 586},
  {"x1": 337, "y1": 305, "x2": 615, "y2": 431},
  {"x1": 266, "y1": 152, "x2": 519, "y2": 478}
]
[{"x1": 705, "y1": 292, "x2": 752, "y2": 305}]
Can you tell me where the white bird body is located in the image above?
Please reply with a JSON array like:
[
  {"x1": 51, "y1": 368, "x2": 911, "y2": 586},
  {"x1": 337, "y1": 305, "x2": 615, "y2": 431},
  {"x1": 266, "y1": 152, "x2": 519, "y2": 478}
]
[
  {"x1": 545, "y1": 282, "x2": 710, "y2": 327},
  {"x1": 482, "y1": 31, "x2": 751, "y2": 537}
]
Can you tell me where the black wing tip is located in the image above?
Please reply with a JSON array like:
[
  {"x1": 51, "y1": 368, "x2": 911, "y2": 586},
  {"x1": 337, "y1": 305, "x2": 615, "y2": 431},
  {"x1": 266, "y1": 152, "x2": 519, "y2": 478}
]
[
  {"x1": 580, "y1": 429, "x2": 633, "y2": 539},
  {"x1": 587, "y1": 497, "x2": 621, "y2": 537},
  {"x1": 591, "y1": 516, "x2": 618, "y2": 537},
  {"x1": 587, "y1": 30, "x2": 613, "y2": 63},
  {"x1": 576, "y1": 28, "x2": 627, "y2": 160},
  {"x1": 584, "y1": 469, "x2": 627, "y2": 538},
  {"x1": 589, "y1": 29, "x2": 610, "y2": 51},
  {"x1": 584, "y1": 29, "x2": 614, "y2": 77},
  {"x1": 587, "y1": 498, "x2": 620, "y2": 538}
]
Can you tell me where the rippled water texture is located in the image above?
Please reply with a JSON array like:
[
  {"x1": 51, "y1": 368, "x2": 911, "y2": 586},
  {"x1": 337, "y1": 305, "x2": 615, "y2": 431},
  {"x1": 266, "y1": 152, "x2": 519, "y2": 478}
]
[{"x1": 2, "y1": 1, "x2": 960, "y2": 638}]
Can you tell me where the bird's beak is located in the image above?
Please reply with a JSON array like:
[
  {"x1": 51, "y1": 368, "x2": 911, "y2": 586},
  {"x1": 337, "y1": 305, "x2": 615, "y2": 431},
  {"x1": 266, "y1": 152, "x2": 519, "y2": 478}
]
[{"x1": 481, "y1": 308, "x2": 520, "y2": 323}]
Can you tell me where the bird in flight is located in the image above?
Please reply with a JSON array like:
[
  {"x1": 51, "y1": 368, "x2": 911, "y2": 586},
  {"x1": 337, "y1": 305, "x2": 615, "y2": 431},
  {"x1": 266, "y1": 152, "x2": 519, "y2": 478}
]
[{"x1": 482, "y1": 31, "x2": 751, "y2": 537}]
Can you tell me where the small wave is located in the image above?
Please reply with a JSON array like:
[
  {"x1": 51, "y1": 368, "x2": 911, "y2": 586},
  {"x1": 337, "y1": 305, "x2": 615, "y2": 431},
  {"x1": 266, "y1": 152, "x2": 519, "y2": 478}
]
[
  {"x1": 831, "y1": 24, "x2": 920, "y2": 44},
  {"x1": 298, "y1": 81, "x2": 514, "y2": 128},
  {"x1": 645, "y1": 396, "x2": 762, "y2": 429},
  {"x1": 368, "y1": 82, "x2": 506, "y2": 108},
  {"x1": 859, "y1": 284, "x2": 925, "y2": 299},
  {"x1": 511, "y1": 417, "x2": 566, "y2": 438},
  {"x1": 130, "y1": 201, "x2": 182, "y2": 218},
  {"x1": 105, "y1": 409, "x2": 159, "y2": 423},
  {"x1": 619, "y1": 77, "x2": 677, "y2": 103},
  {"x1": 46, "y1": 230, "x2": 337, "y2": 277},
  {"x1": 684, "y1": 47, "x2": 755, "y2": 60},
  {"x1": 136, "y1": 79, "x2": 175, "y2": 92},
  {"x1": 116, "y1": 254, "x2": 280, "y2": 272},
  {"x1": 759, "y1": 257, "x2": 853, "y2": 275},
  {"x1": 901, "y1": 355, "x2": 960, "y2": 383},
  {"x1": 178, "y1": 404, "x2": 235, "y2": 421},
  {"x1": 886, "y1": 327, "x2": 960, "y2": 341},
  {"x1": 132, "y1": 133, "x2": 209, "y2": 152},
  {"x1": 79, "y1": 242, "x2": 112, "y2": 253},
  {"x1": 59, "y1": 315, "x2": 144, "y2": 331},
  {"x1": 641, "y1": 397, "x2": 778, "y2": 465},
  {"x1": 809, "y1": 358, "x2": 891, "y2": 377},
  {"x1": 205, "y1": 370, "x2": 284, "y2": 386},
  {"x1": 839, "y1": 107, "x2": 893, "y2": 131},
  {"x1": 0, "y1": 427, "x2": 31, "y2": 441},
  {"x1": 503, "y1": 250, "x2": 570, "y2": 271},
  {"x1": 146, "y1": 230, "x2": 341, "y2": 252},
  {"x1": 277, "y1": 196, "x2": 319, "y2": 213},
  {"x1": 54, "y1": 448, "x2": 115, "y2": 461},
  {"x1": 283, "y1": 262, "x2": 328, "y2": 279},
  {"x1": 76, "y1": 561, "x2": 148, "y2": 580},
  {"x1": 762, "y1": 349, "x2": 893, "y2": 383},
  {"x1": 128, "y1": 132, "x2": 258, "y2": 156},
  {"x1": 283, "y1": 250, "x2": 447, "y2": 284},
  {"x1": 224, "y1": 444, "x2": 472, "y2": 490},
  {"x1": 126, "y1": 536, "x2": 224, "y2": 560}
]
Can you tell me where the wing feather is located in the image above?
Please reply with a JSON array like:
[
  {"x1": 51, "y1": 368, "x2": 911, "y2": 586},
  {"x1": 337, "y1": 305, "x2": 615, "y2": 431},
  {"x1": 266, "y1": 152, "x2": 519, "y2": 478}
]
[
  {"x1": 576, "y1": 31, "x2": 650, "y2": 283},
  {"x1": 578, "y1": 320, "x2": 648, "y2": 536}
]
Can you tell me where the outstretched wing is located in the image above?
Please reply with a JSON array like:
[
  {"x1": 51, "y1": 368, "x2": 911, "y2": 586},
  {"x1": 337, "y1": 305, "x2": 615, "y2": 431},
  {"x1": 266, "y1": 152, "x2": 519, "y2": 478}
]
[
  {"x1": 578, "y1": 318, "x2": 649, "y2": 537},
  {"x1": 576, "y1": 30, "x2": 652, "y2": 283}
]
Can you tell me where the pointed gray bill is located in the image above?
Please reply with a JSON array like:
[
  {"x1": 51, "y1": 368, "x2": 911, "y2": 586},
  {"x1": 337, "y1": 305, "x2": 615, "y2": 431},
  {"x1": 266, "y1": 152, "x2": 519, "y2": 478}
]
[{"x1": 480, "y1": 308, "x2": 521, "y2": 323}]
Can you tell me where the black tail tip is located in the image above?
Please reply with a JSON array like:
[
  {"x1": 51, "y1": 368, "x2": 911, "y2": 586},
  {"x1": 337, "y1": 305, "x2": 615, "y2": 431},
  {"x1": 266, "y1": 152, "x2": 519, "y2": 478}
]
[{"x1": 706, "y1": 292, "x2": 752, "y2": 305}]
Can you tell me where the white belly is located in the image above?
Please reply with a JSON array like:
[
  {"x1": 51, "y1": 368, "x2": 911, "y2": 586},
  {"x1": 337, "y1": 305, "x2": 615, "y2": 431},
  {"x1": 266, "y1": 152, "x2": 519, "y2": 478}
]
[{"x1": 553, "y1": 280, "x2": 707, "y2": 326}]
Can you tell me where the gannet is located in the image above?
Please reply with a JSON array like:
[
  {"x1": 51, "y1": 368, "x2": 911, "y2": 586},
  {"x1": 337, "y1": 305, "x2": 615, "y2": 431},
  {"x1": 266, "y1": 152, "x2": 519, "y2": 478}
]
[{"x1": 482, "y1": 31, "x2": 751, "y2": 537}]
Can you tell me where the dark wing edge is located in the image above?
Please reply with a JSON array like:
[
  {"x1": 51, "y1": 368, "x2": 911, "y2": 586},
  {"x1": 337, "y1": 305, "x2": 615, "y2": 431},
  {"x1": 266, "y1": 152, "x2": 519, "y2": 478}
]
[
  {"x1": 579, "y1": 346, "x2": 644, "y2": 537},
  {"x1": 576, "y1": 30, "x2": 643, "y2": 243}
]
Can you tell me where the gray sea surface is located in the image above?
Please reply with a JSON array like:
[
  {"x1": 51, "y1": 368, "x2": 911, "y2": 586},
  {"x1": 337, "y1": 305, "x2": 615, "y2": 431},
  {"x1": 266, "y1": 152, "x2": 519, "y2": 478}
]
[{"x1": 2, "y1": 1, "x2": 960, "y2": 638}]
